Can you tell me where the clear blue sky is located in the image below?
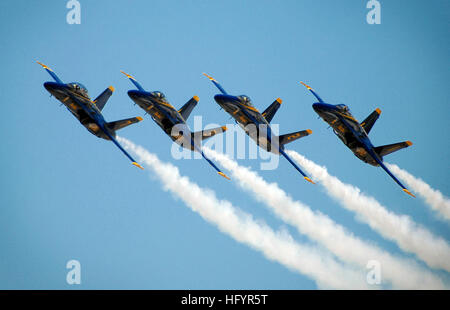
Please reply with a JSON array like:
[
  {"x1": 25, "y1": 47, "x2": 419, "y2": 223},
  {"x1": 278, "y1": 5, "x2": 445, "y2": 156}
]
[{"x1": 0, "y1": 0, "x2": 448, "y2": 289}]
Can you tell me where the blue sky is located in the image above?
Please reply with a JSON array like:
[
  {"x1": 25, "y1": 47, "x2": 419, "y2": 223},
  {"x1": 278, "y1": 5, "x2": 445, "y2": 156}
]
[{"x1": 0, "y1": 0, "x2": 449, "y2": 289}]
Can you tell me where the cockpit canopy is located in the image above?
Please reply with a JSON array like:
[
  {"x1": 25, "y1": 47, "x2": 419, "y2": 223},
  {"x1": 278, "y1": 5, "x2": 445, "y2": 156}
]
[
  {"x1": 69, "y1": 82, "x2": 89, "y2": 97},
  {"x1": 152, "y1": 91, "x2": 166, "y2": 101},
  {"x1": 237, "y1": 95, "x2": 253, "y2": 107},
  {"x1": 336, "y1": 104, "x2": 350, "y2": 113}
]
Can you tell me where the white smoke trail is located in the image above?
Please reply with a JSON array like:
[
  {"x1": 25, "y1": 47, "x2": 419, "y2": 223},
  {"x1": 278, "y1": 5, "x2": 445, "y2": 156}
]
[
  {"x1": 386, "y1": 163, "x2": 450, "y2": 221},
  {"x1": 204, "y1": 148, "x2": 448, "y2": 289},
  {"x1": 286, "y1": 150, "x2": 450, "y2": 273},
  {"x1": 117, "y1": 137, "x2": 369, "y2": 289}
]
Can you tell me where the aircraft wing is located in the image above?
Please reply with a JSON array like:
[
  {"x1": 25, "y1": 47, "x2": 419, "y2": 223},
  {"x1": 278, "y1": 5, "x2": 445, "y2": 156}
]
[
  {"x1": 300, "y1": 81, "x2": 324, "y2": 103},
  {"x1": 37, "y1": 61, "x2": 64, "y2": 84},
  {"x1": 203, "y1": 73, "x2": 228, "y2": 95},
  {"x1": 365, "y1": 147, "x2": 415, "y2": 197},
  {"x1": 121, "y1": 71, "x2": 145, "y2": 91},
  {"x1": 100, "y1": 125, "x2": 144, "y2": 170},
  {"x1": 279, "y1": 148, "x2": 315, "y2": 184},
  {"x1": 189, "y1": 139, "x2": 230, "y2": 180}
]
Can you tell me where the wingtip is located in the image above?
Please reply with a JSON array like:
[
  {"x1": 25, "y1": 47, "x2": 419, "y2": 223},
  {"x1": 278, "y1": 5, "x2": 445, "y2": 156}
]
[
  {"x1": 304, "y1": 176, "x2": 316, "y2": 184},
  {"x1": 120, "y1": 70, "x2": 135, "y2": 80},
  {"x1": 406, "y1": 140, "x2": 413, "y2": 146},
  {"x1": 132, "y1": 162, "x2": 144, "y2": 170},
  {"x1": 306, "y1": 129, "x2": 313, "y2": 135},
  {"x1": 403, "y1": 188, "x2": 415, "y2": 198},
  {"x1": 221, "y1": 125, "x2": 227, "y2": 131},
  {"x1": 136, "y1": 116, "x2": 143, "y2": 121},
  {"x1": 36, "y1": 61, "x2": 51, "y2": 71},
  {"x1": 375, "y1": 108, "x2": 381, "y2": 114},
  {"x1": 276, "y1": 97, "x2": 282, "y2": 104},
  {"x1": 299, "y1": 81, "x2": 312, "y2": 90},
  {"x1": 108, "y1": 86, "x2": 115, "y2": 92},
  {"x1": 202, "y1": 72, "x2": 215, "y2": 81},
  {"x1": 218, "y1": 171, "x2": 230, "y2": 180},
  {"x1": 193, "y1": 95, "x2": 200, "y2": 102}
]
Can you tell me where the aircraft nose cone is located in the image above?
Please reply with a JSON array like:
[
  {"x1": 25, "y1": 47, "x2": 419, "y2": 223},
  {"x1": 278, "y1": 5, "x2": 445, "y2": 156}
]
[
  {"x1": 127, "y1": 90, "x2": 142, "y2": 99},
  {"x1": 44, "y1": 81, "x2": 59, "y2": 92},
  {"x1": 214, "y1": 94, "x2": 239, "y2": 105},
  {"x1": 214, "y1": 94, "x2": 227, "y2": 104},
  {"x1": 312, "y1": 103, "x2": 322, "y2": 112}
]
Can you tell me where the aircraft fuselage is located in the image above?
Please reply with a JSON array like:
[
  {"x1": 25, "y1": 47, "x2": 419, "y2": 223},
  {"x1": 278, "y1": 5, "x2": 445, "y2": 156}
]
[
  {"x1": 127, "y1": 90, "x2": 196, "y2": 151},
  {"x1": 312, "y1": 102, "x2": 380, "y2": 166},
  {"x1": 43, "y1": 82, "x2": 113, "y2": 140},
  {"x1": 214, "y1": 94, "x2": 282, "y2": 154}
]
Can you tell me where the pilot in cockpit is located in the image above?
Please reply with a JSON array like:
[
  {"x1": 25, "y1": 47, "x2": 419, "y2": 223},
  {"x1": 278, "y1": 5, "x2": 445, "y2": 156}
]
[
  {"x1": 336, "y1": 104, "x2": 350, "y2": 114},
  {"x1": 153, "y1": 91, "x2": 167, "y2": 102},
  {"x1": 69, "y1": 82, "x2": 89, "y2": 98},
  {"x1": 238, "y1": 95, "x2": 254, "y2": 107}
]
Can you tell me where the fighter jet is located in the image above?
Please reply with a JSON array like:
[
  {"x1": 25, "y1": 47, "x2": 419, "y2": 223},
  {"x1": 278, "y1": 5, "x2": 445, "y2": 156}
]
[
  {"x1": 203, "y1": 73, "x2": 314, "y2": 184},
  {"x1": 37, "y1": 61, "x2": 144, "y2": 169},
  {"x1": 121, "y1": 71, "x2": 230, "y2": 180},
  {"x1": 299, "y1": 81, "x2": 415, "y2": 197}
]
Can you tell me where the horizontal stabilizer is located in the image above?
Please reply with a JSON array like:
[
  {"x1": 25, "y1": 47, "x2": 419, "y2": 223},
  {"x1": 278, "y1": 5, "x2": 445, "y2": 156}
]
[
  {"x1": 279, "y1": 129, "x2": 312, "y2": 146},
  {"x1": 93, "y1": 86, "x2": 114, "y2": 111},
  {"x1": 361, "y1": 108, "x2": 381, "y2": 134},
  {"x1": 262, "y1": 98, "x2": 282, "y2": 123},
  {"x1": 374, "y1": 141, "x2": 412, "y2": 157},
  {"x1": 106, "y1": 116, "x2": 143, "y2": 131},
  {"x1": 178, "y1": 96, "x2": 199, "y2": 120},
  {"x1": 193, "y1": 126, "x2": 227, "y2": 142}
]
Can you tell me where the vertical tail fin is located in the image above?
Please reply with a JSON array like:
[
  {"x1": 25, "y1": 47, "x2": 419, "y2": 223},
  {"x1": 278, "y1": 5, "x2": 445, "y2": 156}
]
[
  {"x1": 262, "y1": 98, "x2": 282, "y2": 123},
  {"x1": 178, "y1": 96, "x2": 199, "y2": 120},
  {"x1": 93, "y1": 86, "x2": 114, "y2": 111},
  {"x1": 361, "y1": 108, "x2": 381, "y2": 134}
]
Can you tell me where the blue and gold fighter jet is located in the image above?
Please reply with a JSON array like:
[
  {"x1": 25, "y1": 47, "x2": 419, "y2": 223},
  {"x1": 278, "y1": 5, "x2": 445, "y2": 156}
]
[
  {"x1": 299, "y1": 81, "x2": 415, "y2": 197},
  {"x1": 37, "y1": 61, "x2": 144, "y2": 169},
  {"x1": 203, "y1": 73, "x2": 314, "y2": 184},
  {"x1": 121, "y1": 71, "x2": 230, "y2": 180}
]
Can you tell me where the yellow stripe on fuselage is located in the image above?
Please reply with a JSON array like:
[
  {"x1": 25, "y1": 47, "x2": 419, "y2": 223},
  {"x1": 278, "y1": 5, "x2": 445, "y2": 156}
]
[
  {"x1": 154, "y1": 99, "x2": 175, "y2": 110},
  {"x1": 337, "y1": 112, "x2": 359, "y2": 123},
  {"x1": 240, "y1": 103, "x2": 259, "y2": 113}
]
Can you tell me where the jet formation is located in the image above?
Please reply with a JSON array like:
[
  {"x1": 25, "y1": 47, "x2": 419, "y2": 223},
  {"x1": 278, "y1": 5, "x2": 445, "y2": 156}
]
[{"x1": 37, "y1": 61, "x2": 415, "y2": 197}]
